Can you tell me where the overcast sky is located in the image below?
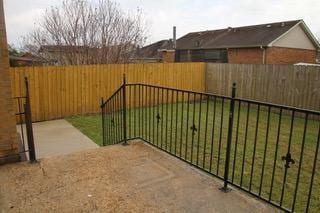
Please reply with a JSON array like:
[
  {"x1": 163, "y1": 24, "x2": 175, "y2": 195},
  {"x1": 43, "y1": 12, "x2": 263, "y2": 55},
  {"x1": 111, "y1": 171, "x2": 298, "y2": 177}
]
[{"x1": 3, "y1": 0, "x2": 320, "y2": 47}]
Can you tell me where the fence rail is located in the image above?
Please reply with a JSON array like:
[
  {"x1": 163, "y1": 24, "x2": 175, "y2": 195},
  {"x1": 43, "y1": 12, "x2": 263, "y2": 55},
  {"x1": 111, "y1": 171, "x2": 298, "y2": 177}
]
[{"x1": 101, "y1": 79, "x2": 320, "y2": 213}]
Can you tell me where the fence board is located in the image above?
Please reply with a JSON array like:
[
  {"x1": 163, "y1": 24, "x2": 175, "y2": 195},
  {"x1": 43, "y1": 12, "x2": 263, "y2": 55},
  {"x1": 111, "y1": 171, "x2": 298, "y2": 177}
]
[
  {"x1": 206, "y1": 63, "x2": 320, "y2": 111},
  {"x1": 10, "y1": 63, "x2": 206, "y2": 121}
]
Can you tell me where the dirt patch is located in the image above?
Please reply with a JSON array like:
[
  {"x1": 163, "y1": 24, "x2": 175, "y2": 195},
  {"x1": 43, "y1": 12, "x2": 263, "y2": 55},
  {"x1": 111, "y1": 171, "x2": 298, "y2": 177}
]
[{"x1": 0, "y1": 141, "x2": 275, "y2": 212}]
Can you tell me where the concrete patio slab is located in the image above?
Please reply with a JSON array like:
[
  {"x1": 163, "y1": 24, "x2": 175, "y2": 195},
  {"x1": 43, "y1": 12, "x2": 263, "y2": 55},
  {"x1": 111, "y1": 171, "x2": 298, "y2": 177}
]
[
  {"x1": 17, "y1": 119, "x2": 98, "y2": 159},
  {"x1": 0, "y1": 141, "x2": 276, "y2": 212}
]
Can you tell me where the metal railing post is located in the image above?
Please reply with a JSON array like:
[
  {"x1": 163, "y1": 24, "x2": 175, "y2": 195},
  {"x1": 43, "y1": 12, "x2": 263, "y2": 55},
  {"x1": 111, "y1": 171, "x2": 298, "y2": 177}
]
[
  {"x1": 220, "y1": 82, "x2": 236, "y2": 192},
  {"x1": 101, "y1": 97, "x2": 106, "y2": 146},
  {"x1": 122, "y1": 74, "x2": 128, "y2": 145},
  {"x1": 24, "y1": 77, "x2": 37, "y2": 163}
]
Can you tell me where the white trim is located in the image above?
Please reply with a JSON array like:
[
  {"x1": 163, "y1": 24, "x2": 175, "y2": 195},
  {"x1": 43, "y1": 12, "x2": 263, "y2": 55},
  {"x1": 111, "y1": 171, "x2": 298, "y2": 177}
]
[
  {"x1": 158, "y1": 49, "x2": 175, "y2": 52},
  {"x1": 294, "y1": 63, "x2": 320, "y2": 67},
  {"x1": 299, "y1": 20, "x2": 320, "y2": 49},
  {"x1": 268, "y1": 20, "x2": 320, "y2": 49}
]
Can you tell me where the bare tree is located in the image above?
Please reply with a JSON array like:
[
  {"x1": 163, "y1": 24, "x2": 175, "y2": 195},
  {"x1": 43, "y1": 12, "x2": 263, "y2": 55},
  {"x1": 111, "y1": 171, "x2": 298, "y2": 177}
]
[{"x1": 22, "y1": 0, "x2": 147, "y2": 65}]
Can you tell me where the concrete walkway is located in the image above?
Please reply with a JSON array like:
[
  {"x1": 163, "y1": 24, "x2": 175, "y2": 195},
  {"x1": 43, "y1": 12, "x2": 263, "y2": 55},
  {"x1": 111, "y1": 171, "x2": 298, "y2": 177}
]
[
  {"x1": 17, "y1": 119, "x2": 98, "y2": 159},
  {"x1": 0, "y1": 141, "x2": 275, "y2": 212}
]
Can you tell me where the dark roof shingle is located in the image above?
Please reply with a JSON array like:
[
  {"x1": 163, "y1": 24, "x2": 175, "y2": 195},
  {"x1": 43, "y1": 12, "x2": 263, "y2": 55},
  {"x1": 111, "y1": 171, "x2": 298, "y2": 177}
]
[
  {"x1": 136, "y1": 40, "x2": 173, "y2": 59},
  {"x1": 176, "y1": 20, "x2": 301, "y2": 49}
]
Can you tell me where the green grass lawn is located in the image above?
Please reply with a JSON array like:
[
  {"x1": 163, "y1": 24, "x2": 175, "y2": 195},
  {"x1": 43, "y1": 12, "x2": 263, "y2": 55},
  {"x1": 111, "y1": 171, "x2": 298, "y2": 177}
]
[{"x1": 67, "y1": 98, "x2": 319, "y2": 212}]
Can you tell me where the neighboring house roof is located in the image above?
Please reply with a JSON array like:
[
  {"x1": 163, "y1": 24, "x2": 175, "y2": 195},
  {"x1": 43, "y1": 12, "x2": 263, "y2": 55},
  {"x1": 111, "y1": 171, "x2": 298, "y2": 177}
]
[
  {"x1": 9, "y1": 53, "x2": 47, "y2": 62},
  {"x1": 39, "y1": 45, "x2": 93, "y2": 53},
  {"x1": 9, "y1": 56, "x2": 39, "y2": 62},
  {"x1": 135, "y1": 40, "x2": 173, "y2": 59},
  {"x1": 176, "y1": 20, "x2": 320, "y2": 50},
  {"x1": 39, "y1": 44, "x2": 136, "y2": 53}
]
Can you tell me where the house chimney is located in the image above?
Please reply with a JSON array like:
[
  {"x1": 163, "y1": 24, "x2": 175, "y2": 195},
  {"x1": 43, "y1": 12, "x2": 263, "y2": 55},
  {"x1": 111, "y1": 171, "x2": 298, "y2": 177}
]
[{"x1": 173, "y1": 26, "x2": 176, "y2": 49}]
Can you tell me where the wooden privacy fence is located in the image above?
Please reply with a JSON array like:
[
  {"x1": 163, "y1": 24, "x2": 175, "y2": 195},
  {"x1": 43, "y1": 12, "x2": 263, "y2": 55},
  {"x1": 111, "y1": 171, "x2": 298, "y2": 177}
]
[
  {"x1": 10, "y1": 62, "x2": 320, "y2": 122},
  {"x1": 206, "y1": 63, "x2": 320, "y2": 111},
  {"x1": 10, "y1": 63, "x2": 206, "y2": 122}
]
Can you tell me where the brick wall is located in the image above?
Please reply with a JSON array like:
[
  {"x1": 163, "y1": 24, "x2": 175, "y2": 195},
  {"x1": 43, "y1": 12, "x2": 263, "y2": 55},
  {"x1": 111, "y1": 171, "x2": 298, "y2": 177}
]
[
  {"x1": 228, "y1": 48, "x2": 263, "y2": 64},
  {"x1": 228, "y1": 47, "x2": 317, "y2": 65},
  {"x1": 161, "y1": 50, "x2": 175, "y2": 63},
  {"x1": 266, "y1": 47, "x2": 316, "y2": 64},
  {"x1": 0, "y1": 0, "x2": 19, "y2": 164}
]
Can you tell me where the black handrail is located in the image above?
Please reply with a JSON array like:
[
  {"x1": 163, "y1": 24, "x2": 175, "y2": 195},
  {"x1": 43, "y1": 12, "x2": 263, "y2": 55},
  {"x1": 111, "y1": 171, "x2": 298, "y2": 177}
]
[
  {"x1": 101, "y1": 78, "x2": 320, "y2": 213},
  {"x1": 13, "y1": 77, "x2": 36, "y2": 163}
]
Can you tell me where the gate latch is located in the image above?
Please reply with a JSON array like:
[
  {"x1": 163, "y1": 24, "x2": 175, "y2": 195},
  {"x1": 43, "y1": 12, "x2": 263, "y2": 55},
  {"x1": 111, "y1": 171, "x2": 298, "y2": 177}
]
[{"x1": 282, "y1": 153, "x2": 295, "y2": 168}]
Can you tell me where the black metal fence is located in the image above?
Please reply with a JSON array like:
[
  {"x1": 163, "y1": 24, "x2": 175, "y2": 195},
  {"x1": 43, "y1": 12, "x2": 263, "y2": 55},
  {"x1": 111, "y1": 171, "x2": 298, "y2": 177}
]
[
  {"x1": 101, "y1": 77, "x2": 320, "y2": 212},
  {"x1": 13, "y1": 77, "x2": 36, "y2": 163}
]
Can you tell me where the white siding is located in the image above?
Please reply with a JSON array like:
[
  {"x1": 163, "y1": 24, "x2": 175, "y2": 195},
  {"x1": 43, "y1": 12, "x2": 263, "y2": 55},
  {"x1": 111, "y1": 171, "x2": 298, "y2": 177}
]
[{"x1": 272, "y1": 24, "x2": 316, "y2": 50}]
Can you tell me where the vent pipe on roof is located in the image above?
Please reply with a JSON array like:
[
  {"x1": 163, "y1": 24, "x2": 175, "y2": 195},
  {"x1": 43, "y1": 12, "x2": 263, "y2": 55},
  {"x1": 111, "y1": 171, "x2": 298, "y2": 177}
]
[{"x1": 173, "y1": 26, "x2": 176, "y2": 49}]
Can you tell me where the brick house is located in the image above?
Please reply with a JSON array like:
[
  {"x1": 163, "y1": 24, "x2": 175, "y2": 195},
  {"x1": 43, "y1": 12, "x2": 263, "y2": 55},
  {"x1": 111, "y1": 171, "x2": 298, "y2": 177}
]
[
  {"x1": 138, "y1": 20, "x2": 319, "y2": 64},
  {"x1": 175, "y1": 20, "x2": 319, "y2": 64}
]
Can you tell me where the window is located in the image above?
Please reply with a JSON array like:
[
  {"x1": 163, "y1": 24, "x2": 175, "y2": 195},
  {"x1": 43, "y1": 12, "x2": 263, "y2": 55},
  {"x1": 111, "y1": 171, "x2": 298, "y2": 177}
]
[
  {"x1": 176, "y1": 50, "x2": 189, "y2": 62},
  {"x1": 203, "y1": 49, "x2": 228, "y2": 62},
  {"x1": 191, "y1": 50, "x2": 204, "y2": 62},
  {"x1": 176, "y1": 49, "x2": 228, "y2": 63}
]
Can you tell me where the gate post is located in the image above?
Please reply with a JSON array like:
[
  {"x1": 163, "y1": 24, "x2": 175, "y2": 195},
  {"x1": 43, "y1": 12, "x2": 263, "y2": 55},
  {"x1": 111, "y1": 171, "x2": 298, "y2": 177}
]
[
  {"x1": 24, "y1": 77, "x2": 37, "y2": 163},
  {"x1": 122, "y1": 74, "x2": 128, "y2": 145},
  {"x1": 220, "y1": 82, "x2": 236, "y2": 192},
  {"x1": 101, "y1": 97, "x2": 106, "y2": 146}
]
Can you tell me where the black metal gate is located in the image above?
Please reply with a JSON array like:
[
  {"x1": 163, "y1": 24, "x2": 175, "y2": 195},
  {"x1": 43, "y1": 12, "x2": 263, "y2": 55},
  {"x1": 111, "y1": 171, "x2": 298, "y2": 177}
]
[
  {"x1": 13, "y1": 77, "x2": 36, "y2": 163},
  {"x1": 101, "y1": 76, "x2": 320, "y2": 212}
]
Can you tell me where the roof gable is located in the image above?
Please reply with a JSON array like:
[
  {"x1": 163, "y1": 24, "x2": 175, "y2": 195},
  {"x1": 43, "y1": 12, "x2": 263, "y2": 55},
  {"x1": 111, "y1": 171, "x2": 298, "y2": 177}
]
[
  {"x1": 176, "y1": 20, "x2": 302, "y2": 49},
  {"x1": 271, "y1": 23, "x2": 316, "y2": 50}
]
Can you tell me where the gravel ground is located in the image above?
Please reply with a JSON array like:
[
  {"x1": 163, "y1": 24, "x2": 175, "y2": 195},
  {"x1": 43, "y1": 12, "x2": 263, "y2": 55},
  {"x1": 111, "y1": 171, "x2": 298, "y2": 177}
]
[{"x1": 0, "y1": 141, "x2": 276, "y2": 213}]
